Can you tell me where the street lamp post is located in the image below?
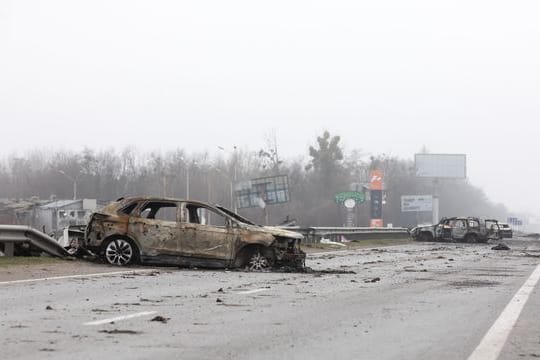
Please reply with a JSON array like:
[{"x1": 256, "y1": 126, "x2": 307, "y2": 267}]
[
  {"x1": 58, "y1": 170, "x2": 79, "y2": 200},
  {"x1": 217, "y1": 145, "x2": 237, "y2": 212},
  {"x1": 181, "y1": 158, "x2": 197, "y2": 200},
  {"x1": 186, "y1": 167, "x2": 190, "y2": 199}
]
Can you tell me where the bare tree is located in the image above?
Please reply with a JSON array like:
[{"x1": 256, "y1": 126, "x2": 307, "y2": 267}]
[{"x1": 0, "y1": 132, "x2": 511, "y2": 227}]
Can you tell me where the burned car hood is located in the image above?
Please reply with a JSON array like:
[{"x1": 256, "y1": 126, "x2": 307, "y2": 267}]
[
  {"x1": 410, "y1": 225, "x2": 433, "y2": 234},
  {"x1": 262, "y1": 226, "x2": 304, "y2": 240},
  {"x1": 413, "y1": 225, "x2": 434, "y2": 230},
  {"x1": 236, "y1": 223, "x2": 303, "y2": 240}
]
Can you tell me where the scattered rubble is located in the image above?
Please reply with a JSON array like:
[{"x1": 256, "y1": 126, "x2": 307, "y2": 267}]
[
  {"x1": 449, "y1": 280, "x2": 501, "y2": 288},
  {"x1": 150, "y1": 316, "x2": 170, "y2": 324},
  {"x1": 99, "y1": 329, "x2": 142, "y2": 335},
  {"x1": 320, "y1": 238, "x2": 346, "y2": 247},
  {"x1": 491, "y1": 243, "x2": 511, "y2": 251},
  {"x1": 91, "y1": 309, "x2": 111, "y2": 313},
  {"x1": 140, "y1": 298, "x2": 164, "y2": 304},
  {"x1": 113, "y1": 302, "x2": 141, "y2": 306}
]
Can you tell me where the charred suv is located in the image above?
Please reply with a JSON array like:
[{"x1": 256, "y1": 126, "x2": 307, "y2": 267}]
[
  {"x1": 410, "y1": 217, "x2": 500, "y2": 243},
  {"x1": 84, "y1": 197, "x2": 305, "y2": 270}
]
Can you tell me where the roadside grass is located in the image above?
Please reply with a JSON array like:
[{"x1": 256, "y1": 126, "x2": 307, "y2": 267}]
[
  {"x1": 303, "y1": 238, "x2": 413, "y2": 253},
  {"x1": 0, "y1": 256, "x2": 65, "y2": 267}
]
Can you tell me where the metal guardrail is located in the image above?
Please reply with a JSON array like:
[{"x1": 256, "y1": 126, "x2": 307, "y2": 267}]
[
  {"x1": 0, "y1": 225, "x2": 70, "y2": 257},
  {"x1": 0, "y1": 224, "x2": 410, "y2": 257},
  {"x1": 284, "y1": 226, "x2": 411, "y2": 244}
]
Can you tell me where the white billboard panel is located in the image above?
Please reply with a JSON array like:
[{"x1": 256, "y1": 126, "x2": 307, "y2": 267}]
[
  {"x1": 415, "y1": 154, "x2": 466, "y2": 178},
  {"x1": 235, "y1": 175, "x2": 290, "y2": 209},
  {"x1": 401, "y1": 195, "x2": 433, "y2": 212}
]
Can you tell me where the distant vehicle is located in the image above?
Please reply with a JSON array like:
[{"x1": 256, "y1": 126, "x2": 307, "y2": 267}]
[
  {"x1": 83, "y1": 196, "x2": 306, "y2": 270},
  {"x1": 410, "y1": 217, "x2": 500, "y2": 243},
  {"x1": 497, "y1": 223, "x2": 513, "y2": 239}
]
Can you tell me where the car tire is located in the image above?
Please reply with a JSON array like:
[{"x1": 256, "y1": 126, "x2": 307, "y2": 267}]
[
  {"x1": 245, "y1": 248, "x2": 273, "y2": 271},
  {"x1": 103, "y1": 238, "x2": 139, "y2": 266},
  {"x1": 465, "y1": 234, "x2": 478, "y2": 243},
  {"x1": 420, "y1": 232, "x2": 433, "y2": 242}
]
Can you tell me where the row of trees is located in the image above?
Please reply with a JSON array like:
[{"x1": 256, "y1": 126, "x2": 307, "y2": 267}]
[{"x1": 0, "y1": 131, "x2": 509, "y2": 227}]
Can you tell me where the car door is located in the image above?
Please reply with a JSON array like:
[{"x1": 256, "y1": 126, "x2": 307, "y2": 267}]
[
  {"x1": 451, "y1": 219, "x2": 467, "y2": 240},
  {"x1": 127, "y1": 200, "x2": 180, "y2": 256},
  {"x1": 484, "y1": 220, "x2": 499, "y2": 239},
  {"x1": 436, "y1": 219, "x2": 452, "y2": 240},
  {"x1": 179, "y1": 203, "x2": 236, "y2": 261}
]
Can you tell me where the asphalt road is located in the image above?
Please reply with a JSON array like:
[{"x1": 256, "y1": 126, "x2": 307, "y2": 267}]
[{"x1": 1, "y1": 238, "x2": 539, "y2": 360}]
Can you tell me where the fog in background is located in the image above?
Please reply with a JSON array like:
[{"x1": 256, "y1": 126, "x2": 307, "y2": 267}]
[{"x1": 1, "y1": 1, "x2": 539, "y2": 219}]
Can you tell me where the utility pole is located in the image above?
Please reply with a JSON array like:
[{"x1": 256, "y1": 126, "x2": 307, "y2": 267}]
[
  {"x1": 218, "y1": 145, "x2": 238, "y2": 212},
  {"x1": 186, "y1": 167, "x2": 190, "y2": 199},
  {"x1": 58, "y1": 170, "x2": 79, "y2": 200}
]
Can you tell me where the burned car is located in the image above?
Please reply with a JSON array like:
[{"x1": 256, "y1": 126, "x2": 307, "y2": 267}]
[
  {"x1": 497, "y1": 222, "x2": 513, "y2": 239},
  {"x1": 83, "y1": 197, "x2": 305, "y2": 270},
  {"x1": 410, "y1": 216, "x2": 500, "y2": 243}
]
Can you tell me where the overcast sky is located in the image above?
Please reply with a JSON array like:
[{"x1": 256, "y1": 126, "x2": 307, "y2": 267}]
[{"x1": 1, "y1": 1, "x2": 539, "y2": 218}]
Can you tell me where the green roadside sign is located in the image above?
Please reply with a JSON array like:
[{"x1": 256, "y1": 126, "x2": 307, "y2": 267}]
[{"x1": 335, "y1": 191, "x2": 365, "y2": 204}]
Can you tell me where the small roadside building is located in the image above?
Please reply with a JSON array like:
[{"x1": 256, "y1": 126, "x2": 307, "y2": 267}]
[
  {"x1": 1, "y1": 198, "x2": 43, "y2": 226},
  {"x1": 16, "y1": 199, "x2": 102, "y2": 235}
]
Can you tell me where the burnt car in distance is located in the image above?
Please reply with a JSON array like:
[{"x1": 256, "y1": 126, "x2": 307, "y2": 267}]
[
  {"x1": 84, "y1": 197, "x2": 306, "y2": 271},
  {"x1": 497, "y1": 222, "x2": 513, "y2": 239},
  {"x1": 410, "y1": 216, "x2": 500, "y2": 243}
]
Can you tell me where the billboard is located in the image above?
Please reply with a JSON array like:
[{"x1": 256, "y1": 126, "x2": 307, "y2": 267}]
[
  {"x1": 235, "y1": 175, "x2": 290, "y2": 209},
  {"x1": 415, "y1": 154, "x2": 467, "y2": 178},
  {"x1": 401, "y1": 195, "x2": 433, "y2": 212}
]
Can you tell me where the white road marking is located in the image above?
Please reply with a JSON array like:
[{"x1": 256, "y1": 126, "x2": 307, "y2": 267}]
[
  {"x1": 0, "y1": 269, "x2": 158, "y2": 286},
  {"x1": 238, "y1": 288, "x2": 271, "y2": 295},
  {"x1": 84, "y1": 311, "x2": 158, "y2": 326},
  {"x1": 468, "y1": 264, "x2": 540, "y2": 360}
]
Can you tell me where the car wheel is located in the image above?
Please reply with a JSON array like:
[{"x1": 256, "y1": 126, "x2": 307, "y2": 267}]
[
  {"x1": 246, "y1": 250, "x2": 273, "y2": 271},
  {"x1": 104, "y1": 238, "x2": 138, "y2": 266},
  {"x1": 420, "y1": 232, "x2": 433, "y2": 242},
  {"x1": 465, "y1": 234, "x2": 478, "y2": 243}
]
